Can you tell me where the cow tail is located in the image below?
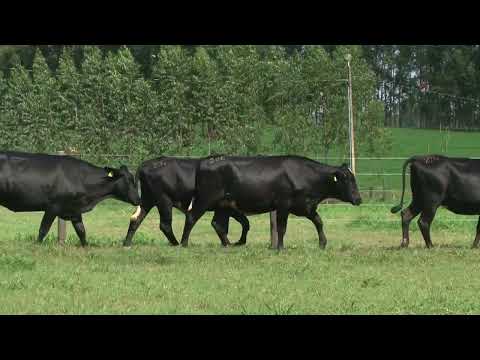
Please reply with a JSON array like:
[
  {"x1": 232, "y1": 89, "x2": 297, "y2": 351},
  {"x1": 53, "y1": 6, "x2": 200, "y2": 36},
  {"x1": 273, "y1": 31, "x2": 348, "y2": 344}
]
[
  {"x1": 135, "y1": 166, "x2": 142, "y2": 198},
  {"x1": 390, "y1": 157, "x2": 416, "y2": 214},
  {"x1": 188, "y1": 160, "x2": 202, "y2": 212},
  {"x1": 128, "y1": 166, "x2": 144, "y2": 221}
]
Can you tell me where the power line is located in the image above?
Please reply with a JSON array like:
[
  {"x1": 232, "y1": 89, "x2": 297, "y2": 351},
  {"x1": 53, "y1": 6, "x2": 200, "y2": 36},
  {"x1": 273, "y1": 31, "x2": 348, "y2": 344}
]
[{"x1": 426, "y1": 89, "x2": 480, "y2": 104}]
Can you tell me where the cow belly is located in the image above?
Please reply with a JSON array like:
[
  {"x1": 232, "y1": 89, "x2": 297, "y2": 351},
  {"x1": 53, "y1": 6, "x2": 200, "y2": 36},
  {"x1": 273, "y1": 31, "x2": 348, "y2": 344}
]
[
  {"x1": 0, "y1": 193, "x2": 46, "y2": 212},
  {"x1": 213, "y1": 198, "x2": 275, "y2": 215},
  {"x1": 443, "y1": 198, "x2": 480, "y2": 215}
]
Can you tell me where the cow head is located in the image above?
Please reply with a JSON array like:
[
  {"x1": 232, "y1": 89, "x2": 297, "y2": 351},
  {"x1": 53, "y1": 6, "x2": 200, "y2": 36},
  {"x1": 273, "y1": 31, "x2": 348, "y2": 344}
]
[
  {"x1": 331, "y1": 163, "x2": 362, "y2": 206},
  {"x1": 104, "y1": 165, "x2": 141, "y2": 206}
]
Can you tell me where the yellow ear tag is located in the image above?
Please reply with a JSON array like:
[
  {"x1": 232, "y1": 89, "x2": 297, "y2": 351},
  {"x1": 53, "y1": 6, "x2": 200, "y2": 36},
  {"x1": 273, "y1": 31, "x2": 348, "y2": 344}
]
[
  {"x1": 333, "y1": 176, "x2": 337, "y2": 182},
  {"x1": 108, "y1": 171, "x2": 114, "y2": 178}
]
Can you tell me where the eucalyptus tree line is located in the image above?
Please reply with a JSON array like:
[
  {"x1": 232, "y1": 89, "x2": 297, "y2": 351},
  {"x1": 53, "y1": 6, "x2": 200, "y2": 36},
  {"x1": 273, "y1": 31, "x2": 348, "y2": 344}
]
[{"x1": 0, "y1": 45, "x2": 389, "y2": 165}]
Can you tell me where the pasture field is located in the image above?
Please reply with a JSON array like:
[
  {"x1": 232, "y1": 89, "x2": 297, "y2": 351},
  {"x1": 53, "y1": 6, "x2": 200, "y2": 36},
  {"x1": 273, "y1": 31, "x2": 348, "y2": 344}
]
[
  {"x1": 1, "y1": 199, "x2": 480, "y2": 315},
  {"x1": 353, "y1": 127, "x2": 480, "y2": 191},
  {"x1": 182, "y1": 126, "x2": 480, "y2": 195}
]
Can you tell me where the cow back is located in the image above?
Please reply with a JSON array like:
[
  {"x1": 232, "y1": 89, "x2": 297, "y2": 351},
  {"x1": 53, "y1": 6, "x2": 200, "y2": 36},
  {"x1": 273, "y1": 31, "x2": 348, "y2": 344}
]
[{"x1": 0, "y1": 151, "x2": 103, "y2": 212}]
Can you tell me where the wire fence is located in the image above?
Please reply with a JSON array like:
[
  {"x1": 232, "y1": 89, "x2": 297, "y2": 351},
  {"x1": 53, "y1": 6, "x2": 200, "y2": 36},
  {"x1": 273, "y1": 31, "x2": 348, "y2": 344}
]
[
  {"x1": 61, "y1": 151, "x2": 418, "y2": 204},
  {"x1": 50, "y1": 150, "x2": 480, "y2": 246},
  {"x1": 58, "y1": 152, "x2": 480, "y2": 210}
]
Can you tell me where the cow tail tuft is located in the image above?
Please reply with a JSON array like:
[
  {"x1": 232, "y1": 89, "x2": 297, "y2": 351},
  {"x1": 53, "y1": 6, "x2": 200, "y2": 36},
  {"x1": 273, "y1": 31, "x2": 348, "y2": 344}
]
[{"x1": 390, "y1": 157, "x2": 416, "y2": 214}]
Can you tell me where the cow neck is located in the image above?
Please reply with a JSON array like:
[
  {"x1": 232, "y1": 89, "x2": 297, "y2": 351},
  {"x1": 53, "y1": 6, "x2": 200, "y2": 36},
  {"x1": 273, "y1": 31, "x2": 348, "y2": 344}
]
[
  {"x1": 82, "y1": 171, "x2": 117, "y2": 203},
  {"x1": 316, "y1": 165, "x2": 340, "y2": 198}
]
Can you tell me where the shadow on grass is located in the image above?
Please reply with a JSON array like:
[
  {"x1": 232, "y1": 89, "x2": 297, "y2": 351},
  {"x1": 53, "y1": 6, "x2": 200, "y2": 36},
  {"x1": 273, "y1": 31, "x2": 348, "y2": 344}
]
[{"x1": 382, "y1": 243, "x2": 472, "y2": 251}]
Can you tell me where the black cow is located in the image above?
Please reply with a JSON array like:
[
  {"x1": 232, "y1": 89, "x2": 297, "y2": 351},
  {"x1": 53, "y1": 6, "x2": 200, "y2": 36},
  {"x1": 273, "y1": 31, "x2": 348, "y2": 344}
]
[
  {"x1": 124, "y1": 157, "x2": 250, "y2": 247},
  {"x1": 0, "y1": 151, "x2": 140, "y2": 246},
  {"x1": 391, "y1": 155, "x2": 480, "y2": 249},
  {"x1": 180, "y1": 155, "x2": 362, "y2": 249}
]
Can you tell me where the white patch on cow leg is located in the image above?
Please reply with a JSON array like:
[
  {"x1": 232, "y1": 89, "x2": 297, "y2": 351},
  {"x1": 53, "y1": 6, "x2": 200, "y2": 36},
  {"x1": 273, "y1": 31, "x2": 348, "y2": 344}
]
[
  {"x1": 188, "y1": 198, "x2": 194, "y2": 211},
  {"x1": 130, "y1": 205, "x2": 142, "y2": 221}
]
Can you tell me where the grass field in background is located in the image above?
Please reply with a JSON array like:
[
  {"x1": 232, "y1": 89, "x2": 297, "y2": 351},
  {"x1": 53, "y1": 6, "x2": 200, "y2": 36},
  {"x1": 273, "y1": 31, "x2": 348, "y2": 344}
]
[
  {"x1": 308, "y1": 127, "x2": 480, "y2": 199},
  {"x1": 179, "y1": 126, "x2": 480, "y2": 197},
  {"x1": 96, "y1": 127, "x2": 480, "y2": 200},
  {"x1": 355, "y1": 128, "x2": 480, "y2": 191},
  {"x1": 2, "y1": 199, "x2": 480, "y2": 315}
]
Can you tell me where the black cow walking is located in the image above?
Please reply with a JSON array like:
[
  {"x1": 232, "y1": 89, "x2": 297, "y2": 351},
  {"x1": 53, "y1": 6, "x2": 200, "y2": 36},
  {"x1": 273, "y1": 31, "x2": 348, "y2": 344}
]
[
  {"x1": 124, "y1": 157, "x2": 250, "y2": 247},
  {"x1": 0, "y1": 151, "x2": 140, "y2": 246},
  {"x1": 180, "y1": 155, "x2": 362, "y2": 249},
  {"x1": 391, "y1": 155, "x2": 480, "y2": 249}
]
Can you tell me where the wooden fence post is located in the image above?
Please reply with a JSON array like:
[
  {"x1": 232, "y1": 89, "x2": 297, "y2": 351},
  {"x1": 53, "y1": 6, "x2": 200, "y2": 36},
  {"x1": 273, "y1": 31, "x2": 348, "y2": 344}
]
[
  {"x1": 270, "y1": 211, "x2": 278, "y2": 249},
  {"x1": 57, "y1": 150, "x2": 67, "y2": 244}
]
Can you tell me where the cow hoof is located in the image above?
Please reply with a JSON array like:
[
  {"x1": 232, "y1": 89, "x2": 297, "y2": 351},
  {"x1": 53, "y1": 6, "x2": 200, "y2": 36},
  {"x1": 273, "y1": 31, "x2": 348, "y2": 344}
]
[
  {"x1": 123, "y1": 246, "x2": 133, "y2": 250},
  {"x1": 180, "y1": 242, "x2": 188, "y2": 248},
  {"x1": 233, "y1": 242, "x2": 246, "y2": 247},
  {"x1": 169, "y1": 242, "x2": 179, "y2": 247}
]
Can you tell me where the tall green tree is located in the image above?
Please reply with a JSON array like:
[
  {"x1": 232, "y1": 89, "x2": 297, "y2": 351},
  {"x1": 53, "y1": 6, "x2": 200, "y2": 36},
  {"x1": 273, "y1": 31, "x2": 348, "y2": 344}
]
[{"x1": 151, "y1": 45, "x2": 193, "y2": 152}]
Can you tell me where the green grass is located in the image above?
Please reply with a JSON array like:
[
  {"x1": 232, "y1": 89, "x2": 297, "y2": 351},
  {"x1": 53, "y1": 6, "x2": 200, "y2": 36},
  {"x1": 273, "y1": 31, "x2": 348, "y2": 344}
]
[
  {"x1": 3, "y1": 126, "x2": 480, "y2": 314},
  {"x1": 353, "y1": 127, "x2": 480, "y2": 192},
  {"x1": 2, "y1": 198, "x2": 480, "y2": 315}
]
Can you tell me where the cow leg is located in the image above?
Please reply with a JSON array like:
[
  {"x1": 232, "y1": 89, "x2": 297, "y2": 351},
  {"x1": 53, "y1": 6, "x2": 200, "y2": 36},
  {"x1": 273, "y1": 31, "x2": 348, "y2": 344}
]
[
  {"x1": 158, "y1": 204, "x2": 179, "y2": 246},
  {"x1": 71, "y1": 215, "x2": 87, "y2": 247},
  {"x1": 308, "y1": 212, "x2": 327, "y2": 249},
  {"x1": 417, "y1": 207, "x2": 438, "y2": 249},
  {"x1": 37, "y1": 212, "x2": 56, "y2": 244},
  {"x1": 180, "y1": 204, "x2": 208, "y2": 248},
  {"x1": 123, "y1": 205, "x2": 152, "y2": 247},
  {"x1": 400, "y1": 204, "x2": 421, "y2": 248},
  {"x1": 275, "y1": 210, "x2": 289, "y2": 250},
  {"x1": 231, "y1": 210, "x2": 250, "y2": 246},
  {"x1": 211, "y1": 210, "x2": 231, "y2": 247},
  {"x1": 472, "y1": 217, "x2": 480, "y2": 249}
]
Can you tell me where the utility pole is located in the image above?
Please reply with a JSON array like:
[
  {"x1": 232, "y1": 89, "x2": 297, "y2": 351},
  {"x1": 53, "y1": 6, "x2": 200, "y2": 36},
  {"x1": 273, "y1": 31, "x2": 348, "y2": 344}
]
[{"x1": 345, "y1": 53, "x2": 356, "y2": 175}]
